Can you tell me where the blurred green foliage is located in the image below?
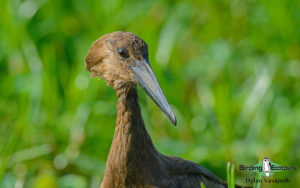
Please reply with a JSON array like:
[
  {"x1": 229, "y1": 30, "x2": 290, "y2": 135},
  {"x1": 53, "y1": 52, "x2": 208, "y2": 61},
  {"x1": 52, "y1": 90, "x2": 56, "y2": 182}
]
[{"x1": 0, "y1": 0, "x2": 299, "y2": 187}]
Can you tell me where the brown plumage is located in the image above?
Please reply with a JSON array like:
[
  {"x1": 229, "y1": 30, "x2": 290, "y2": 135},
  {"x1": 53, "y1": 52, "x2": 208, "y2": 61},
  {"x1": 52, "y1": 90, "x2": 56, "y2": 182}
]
[{"x1": 85, "y1": 31, "x2": 241, "y2": 188}]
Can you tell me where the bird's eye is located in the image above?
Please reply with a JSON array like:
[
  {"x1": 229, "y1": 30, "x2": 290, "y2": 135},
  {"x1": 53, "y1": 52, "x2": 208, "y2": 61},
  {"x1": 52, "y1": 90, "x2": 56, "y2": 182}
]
[{"x1": 117, "y1": 48, "x2": 129, "y2": 58}]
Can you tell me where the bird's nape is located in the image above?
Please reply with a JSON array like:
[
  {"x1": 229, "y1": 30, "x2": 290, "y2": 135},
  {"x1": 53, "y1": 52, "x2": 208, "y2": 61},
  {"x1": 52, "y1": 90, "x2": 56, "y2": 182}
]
[{"x1": 129, "y1": 58, "x2": 177, "y2": 125}]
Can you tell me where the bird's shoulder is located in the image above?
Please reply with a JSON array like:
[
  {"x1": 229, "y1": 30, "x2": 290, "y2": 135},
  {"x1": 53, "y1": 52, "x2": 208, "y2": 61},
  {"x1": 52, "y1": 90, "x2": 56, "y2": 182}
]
[{"x1": 162, "y1": 155, "x2": 224, "y2": 185}]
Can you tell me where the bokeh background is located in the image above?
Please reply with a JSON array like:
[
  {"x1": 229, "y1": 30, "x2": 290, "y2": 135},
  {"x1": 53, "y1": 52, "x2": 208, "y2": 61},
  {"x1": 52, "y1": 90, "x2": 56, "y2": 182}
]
[{"x1": 0, "y1": 0, "x2": 299, "y2": 187}]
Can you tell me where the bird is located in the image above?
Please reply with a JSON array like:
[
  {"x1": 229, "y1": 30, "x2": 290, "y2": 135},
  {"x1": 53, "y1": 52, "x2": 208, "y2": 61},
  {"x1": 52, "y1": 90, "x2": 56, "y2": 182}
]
[
  {"x1": 263, "y1": 157, "x2": 271, "y2": 178},
  {"x1": 85, "y1": 31, "x2": 233, "y2": 188}
]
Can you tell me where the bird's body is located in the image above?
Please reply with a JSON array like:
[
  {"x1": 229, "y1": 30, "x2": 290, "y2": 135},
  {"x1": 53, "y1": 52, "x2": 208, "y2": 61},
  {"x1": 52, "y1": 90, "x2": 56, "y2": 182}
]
[{"x1": 85, "y1": 31, "x2": 229, "y2": 188}]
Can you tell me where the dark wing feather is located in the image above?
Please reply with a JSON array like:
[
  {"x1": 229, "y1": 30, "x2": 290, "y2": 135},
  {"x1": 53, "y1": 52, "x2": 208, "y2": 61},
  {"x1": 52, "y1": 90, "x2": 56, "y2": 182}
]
[{"x1": 163, "y1": 155, "x2": 226, "y2": 187}]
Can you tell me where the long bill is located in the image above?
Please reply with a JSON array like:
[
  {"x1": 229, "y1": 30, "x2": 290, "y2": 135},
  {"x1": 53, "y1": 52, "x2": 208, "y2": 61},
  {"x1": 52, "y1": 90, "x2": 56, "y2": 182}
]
[{"x1": 129, "y1": 59, "x2": 177, "y2": 125}]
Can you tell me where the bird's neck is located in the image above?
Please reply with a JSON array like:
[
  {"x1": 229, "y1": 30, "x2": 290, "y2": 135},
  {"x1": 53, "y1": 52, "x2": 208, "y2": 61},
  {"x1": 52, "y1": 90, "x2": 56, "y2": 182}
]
[
  {"x1": 114, "y1": 82, "x2": 155, "y2": 145},
  {"x1": 114, "y1": 83, "x2": 155, "y2": 148},
  {"x1": 101, "y1": 82, "x2": 162, "y2": 187}
]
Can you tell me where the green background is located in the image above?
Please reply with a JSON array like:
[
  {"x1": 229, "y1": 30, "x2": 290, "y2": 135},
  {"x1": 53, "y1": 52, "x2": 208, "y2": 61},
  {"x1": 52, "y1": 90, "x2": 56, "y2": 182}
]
[{"x1": 0, "y1": 0, "x2": 299, "y2": 187}]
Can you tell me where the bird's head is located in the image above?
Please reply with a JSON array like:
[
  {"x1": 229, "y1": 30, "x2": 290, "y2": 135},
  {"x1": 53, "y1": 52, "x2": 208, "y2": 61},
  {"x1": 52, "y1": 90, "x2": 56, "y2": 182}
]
[
  {"x1": 85, "y1": 31, "x2": 176, "y2": 125},
  {"x1": 263, "y1": 158, "x2": 270, "y2": 163}
]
